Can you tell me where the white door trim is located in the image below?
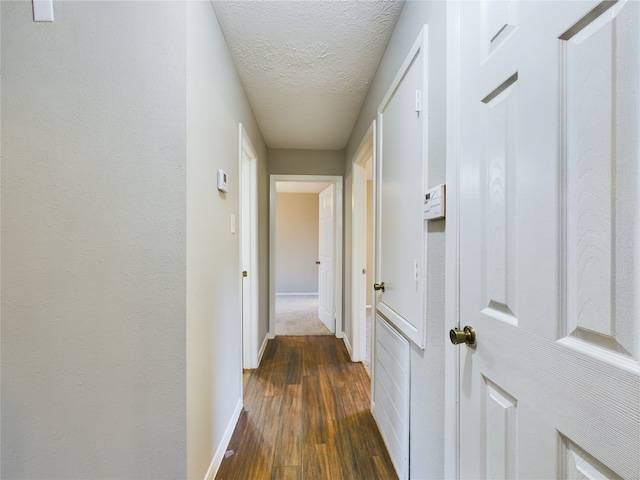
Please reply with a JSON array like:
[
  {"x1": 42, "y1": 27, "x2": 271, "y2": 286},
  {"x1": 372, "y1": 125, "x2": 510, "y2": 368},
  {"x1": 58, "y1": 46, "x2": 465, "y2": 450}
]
[
  {"x1": 239, "y1": 124, "x2": 259, "y2": 369},
  {"x1": 269, "y1": 174, "x2": 343, "y2": 338},
  {"x1": 350, "y1": 121, "x2": 376, "y2": 362},
  {"x1": 444, "y1": 1, "x2": 460, "y2": 478}
]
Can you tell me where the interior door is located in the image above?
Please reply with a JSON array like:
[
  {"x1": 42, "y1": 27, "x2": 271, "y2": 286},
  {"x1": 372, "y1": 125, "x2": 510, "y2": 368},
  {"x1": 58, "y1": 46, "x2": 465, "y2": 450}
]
[
  {"x1": 240, "y1": 125, "x2": 258, "y2": 368},
  {"x1": 376, "y1": 27, "x2": 427, "y2": 348},
  {"x1": 241, "y1": 154, "x2": 251, "y2": 365},
  {"x1": 457, "y1": 1, "x2": 639, "y2": 478},
  {"x1": 318, "y1": 183, "x2": 334, "y2": 332}
]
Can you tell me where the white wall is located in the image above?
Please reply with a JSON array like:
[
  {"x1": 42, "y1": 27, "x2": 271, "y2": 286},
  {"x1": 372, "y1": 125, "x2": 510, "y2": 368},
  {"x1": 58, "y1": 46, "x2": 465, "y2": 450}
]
[
  {"x1": 344, "y1": 1, "x2": 448, "y2": 478},
  {"x1": 186, "y1": 2, "x2": 267, "y2": 478},
  {"x1": 275, "y1": 193, "x2": 319, "y2": 294},
  {"x1": 1, "y1": 2, "x2": 187, "y2": 478}
]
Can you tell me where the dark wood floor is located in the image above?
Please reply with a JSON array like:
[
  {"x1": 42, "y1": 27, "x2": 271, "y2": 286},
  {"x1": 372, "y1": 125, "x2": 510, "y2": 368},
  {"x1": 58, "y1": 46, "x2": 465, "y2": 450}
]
[{"x1": 215, "y1": 336, "x2": 398, "y2": 480}]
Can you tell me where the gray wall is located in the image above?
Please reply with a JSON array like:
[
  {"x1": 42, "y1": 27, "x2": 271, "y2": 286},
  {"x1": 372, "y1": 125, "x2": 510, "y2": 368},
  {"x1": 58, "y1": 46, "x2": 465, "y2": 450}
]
[
  {"x1": 186, "y1": 2, "x2": 268, "y2": 478},
  {"x1": 275, "y1": 193, "x2": 319, "y2": 294},
  {"x1": 1, "y1": 2, "x2": 270, "y2": 479},
  {"x1": 1, "y1": 2, "x2": 187, "y2": 478},
  {"x1": 268, "y1": 149, "x2": 345, "y2": 176},
  {"x1": 344, "y1": 1, "x2": 448, "y2": 478}
]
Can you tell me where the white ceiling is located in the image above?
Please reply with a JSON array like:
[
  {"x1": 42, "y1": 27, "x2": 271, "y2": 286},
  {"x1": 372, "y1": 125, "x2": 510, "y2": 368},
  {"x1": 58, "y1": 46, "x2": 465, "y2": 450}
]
[{"x1": 212, "y1": 0, "x2": 404, "y2": 150}]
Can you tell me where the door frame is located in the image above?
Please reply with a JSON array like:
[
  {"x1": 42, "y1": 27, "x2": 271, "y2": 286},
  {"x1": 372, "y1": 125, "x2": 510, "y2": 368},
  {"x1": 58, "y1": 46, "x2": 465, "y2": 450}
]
[
  {"x1": 239, "y1": 124, "x2": 259, "y2": 369},
  {"x1": 444, "y1": 2, "x2": 460, "y2": 478},
  {"x1": 269, "y1": 174, "x2": 343, "y2": 338},
  {"x1": 350, "y1": 121, "x2": 376, "y2": 363}
]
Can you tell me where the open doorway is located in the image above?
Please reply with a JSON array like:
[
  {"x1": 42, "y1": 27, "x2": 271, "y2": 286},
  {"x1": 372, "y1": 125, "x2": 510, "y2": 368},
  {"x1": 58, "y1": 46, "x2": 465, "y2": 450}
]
[
  {"x1": 274, "y1": 182, "x2": 329, "y2": 335},
  {"x1": 350, "y1": 121, "x2": 375, "y2": 373},
  {"x1": 269, "y1": 175, "x2": 343, "y2": 338}
]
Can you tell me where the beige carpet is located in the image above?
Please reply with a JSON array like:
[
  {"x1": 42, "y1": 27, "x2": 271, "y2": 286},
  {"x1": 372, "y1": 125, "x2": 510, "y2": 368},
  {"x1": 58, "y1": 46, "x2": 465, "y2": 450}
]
[{"x1": 275, "y1": 295, "x2": 332, "y2": 336}]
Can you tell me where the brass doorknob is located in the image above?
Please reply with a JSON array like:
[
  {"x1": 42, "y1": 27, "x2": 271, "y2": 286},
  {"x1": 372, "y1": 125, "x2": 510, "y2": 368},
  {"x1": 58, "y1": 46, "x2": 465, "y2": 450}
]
[
  {"x1": 373, "y1": 282, "x2": 385, "y2": 292},
  {"x1": 449, "y1": 326, "x2": 476, "y2": 347}
]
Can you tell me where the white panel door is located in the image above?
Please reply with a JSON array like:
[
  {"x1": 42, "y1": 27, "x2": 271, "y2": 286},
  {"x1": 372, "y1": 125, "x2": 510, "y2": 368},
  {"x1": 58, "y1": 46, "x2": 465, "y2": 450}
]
[
  {"x1": 376, "y1": 27, "x2": 427, "y2": 348},
  {"x1": 457, "y1": 1, "x2": 639, "y2": 478},
  {"x1": 318, "y1": 184, "x2": 334, "y2": 332}
]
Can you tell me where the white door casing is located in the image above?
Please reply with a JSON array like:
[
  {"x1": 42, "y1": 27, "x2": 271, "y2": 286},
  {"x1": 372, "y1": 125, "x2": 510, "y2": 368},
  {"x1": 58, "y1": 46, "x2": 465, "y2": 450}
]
[
  {"x1": 318, "y1": 183, "x2": 335, "y2": 333},
  {"x1": 269, "y1": 175, "x2": 343, "y2": 339},
  {"x1": 457, "y1": 2, "x2": 639, "y2": 478},
  {"x1": 351, "y1": 121, "x2": 375, "y2": 362}
]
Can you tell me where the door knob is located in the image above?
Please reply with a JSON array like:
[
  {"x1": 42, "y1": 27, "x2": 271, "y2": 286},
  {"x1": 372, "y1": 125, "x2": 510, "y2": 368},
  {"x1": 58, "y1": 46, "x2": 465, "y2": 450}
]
[
  {"x1": 373, "y1": 282, "x2": 385, "y2": 292},
  {"x1": 316, "y1": 260, "x2": 321, "y2": 265},
  {"x1": 449, "y1": 325, "x2": 476, "y2": 347}
]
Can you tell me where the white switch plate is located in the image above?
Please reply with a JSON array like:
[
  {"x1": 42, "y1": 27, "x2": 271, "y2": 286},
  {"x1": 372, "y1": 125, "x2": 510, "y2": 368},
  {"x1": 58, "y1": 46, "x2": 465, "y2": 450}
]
[
  {"x1": 424, "y1": 184, "x2": 446, "y2": 220},
  {"x1": 217, "y1": 169, "x2": 229, "y2": 193},
  {"x1": 33, "y1": 0, "x2": 54, "y2": 22}
]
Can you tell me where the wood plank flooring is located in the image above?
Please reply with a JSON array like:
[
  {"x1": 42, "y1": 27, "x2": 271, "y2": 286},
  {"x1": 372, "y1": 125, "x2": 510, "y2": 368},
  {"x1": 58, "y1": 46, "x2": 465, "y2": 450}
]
[{"x1": 215, "y1": 336, "x2": 398, "y2": 480}]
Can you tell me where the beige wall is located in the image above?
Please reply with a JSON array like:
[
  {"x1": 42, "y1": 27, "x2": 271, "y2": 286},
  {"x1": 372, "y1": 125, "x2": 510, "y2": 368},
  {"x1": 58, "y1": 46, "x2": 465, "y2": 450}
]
[
  {"x1": 1, "y1": 2, "x2": 187, "y2": 477},
  {"x1": 343, "y1": 1, "x2": 448, "y2": 478},
  {"x1": 186, "y1": 2, "x2": 267, "y2": 478},
  {"x1": 276, "y1": 193, "x2": 319, "y2": 294}
]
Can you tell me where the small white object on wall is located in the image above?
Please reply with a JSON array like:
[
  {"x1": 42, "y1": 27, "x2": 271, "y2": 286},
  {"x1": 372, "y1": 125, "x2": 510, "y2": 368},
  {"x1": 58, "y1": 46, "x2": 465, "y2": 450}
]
[
  {"x1": 424, "y1": 184, "x2": 446, "y2": 220},
  {"x1": 217, "y1": 169, "x2": 228, "y2": 193},
  {"x1": 33, "y1": 0, "x2": 54, "y2": 22}
]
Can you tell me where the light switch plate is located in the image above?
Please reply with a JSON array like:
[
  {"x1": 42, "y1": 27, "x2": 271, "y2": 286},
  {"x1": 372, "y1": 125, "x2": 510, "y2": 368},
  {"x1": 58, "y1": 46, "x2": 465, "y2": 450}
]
[
  {"x1": 217, "y1": 169, "x2": 228, "y2": 193},
  {"x1": 33, "y1": 0, "x2": 54, "y2": 22}
]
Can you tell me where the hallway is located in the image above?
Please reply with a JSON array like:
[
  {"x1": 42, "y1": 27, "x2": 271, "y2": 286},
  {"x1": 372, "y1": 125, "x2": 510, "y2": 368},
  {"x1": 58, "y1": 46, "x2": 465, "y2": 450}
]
[{"x1": 215, "y1": 336, "x2": 397, "y2": 480}]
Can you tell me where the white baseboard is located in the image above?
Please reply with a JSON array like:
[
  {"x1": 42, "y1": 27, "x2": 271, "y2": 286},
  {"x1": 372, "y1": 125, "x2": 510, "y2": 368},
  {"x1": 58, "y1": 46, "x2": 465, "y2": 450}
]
[
  {"x1": 275, "y1": 292, "x2": 319, "y2": 296},
  {"x1": 258, "y1": 333, "x2": 269, "y2": 365},
  {"x1": 204, "y1": 397, "x2": 243, "y2": 480},
  {"x1": 343, "y1": 334, "x2": 353, "y2": 360}
]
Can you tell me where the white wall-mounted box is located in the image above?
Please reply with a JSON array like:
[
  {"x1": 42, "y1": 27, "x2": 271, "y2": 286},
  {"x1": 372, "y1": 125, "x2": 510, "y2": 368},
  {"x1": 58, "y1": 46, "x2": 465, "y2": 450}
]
[{"x1": 424, "y1": 184, "x2": 445, "y2": 220}]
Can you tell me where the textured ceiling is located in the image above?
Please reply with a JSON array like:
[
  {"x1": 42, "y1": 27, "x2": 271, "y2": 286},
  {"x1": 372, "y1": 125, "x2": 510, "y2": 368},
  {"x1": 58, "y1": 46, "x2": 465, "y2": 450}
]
[{"x1": 212, "y1": 1, "x2": 404, "y2": 150}]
